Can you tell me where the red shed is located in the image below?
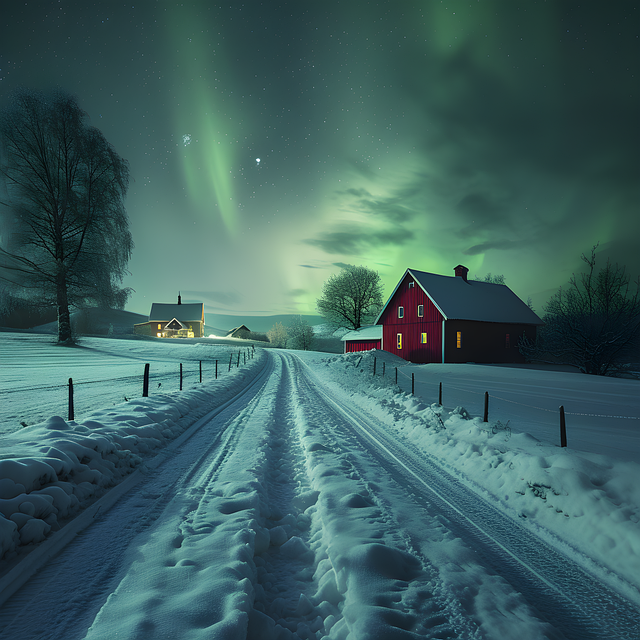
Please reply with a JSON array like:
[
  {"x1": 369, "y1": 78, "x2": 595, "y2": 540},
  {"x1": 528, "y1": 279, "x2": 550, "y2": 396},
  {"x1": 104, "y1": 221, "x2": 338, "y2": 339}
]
[
  {"x1": 341, "y1": 325, "x2": 382, "y2": 353},
  {"x1": 376, "y1": 266, "x2": 543, "y2": 364}
]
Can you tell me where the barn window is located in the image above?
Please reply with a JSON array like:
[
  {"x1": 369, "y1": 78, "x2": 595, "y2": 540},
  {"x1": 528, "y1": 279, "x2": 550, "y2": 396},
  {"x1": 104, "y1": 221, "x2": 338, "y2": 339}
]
[
  {"x1": 417, "y1": 304, "x2": 424, "y2": 317},
  {"x1": 398, "y1": 306, "x2": 404, "y2": 318},
  {"x1": 505, "y1": 333, "x2": 510, "y2": 348},
  {"x1": 397, "y1": 333, "x2": 403, "y2": 349},
  {"x1": 409, "y1": 282, "x2": 414, "y2": 288},
  {"x1": 456, "y1": 331, "x2": 462, "y2": 348},
  {"x1": 421, "y1": 332, "x2": 427, "y2": 344}
]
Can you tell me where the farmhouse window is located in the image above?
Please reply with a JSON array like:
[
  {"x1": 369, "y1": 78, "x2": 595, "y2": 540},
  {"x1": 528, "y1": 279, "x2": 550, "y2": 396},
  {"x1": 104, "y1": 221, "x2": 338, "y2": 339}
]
[
  {"x1": 397, "y1": 333, "x2": 403, "y2": 349},
  {"x1": 398, "y1": 306, "x2": 404, "y2": 318},
  {"x1": 456, "y1": 331, "x2": 462, "y2": 348},
  {"x1": 505, "y1": 333, "x2": 510, "y2": 348},
  {"x1": 417, "y1": 304, "x2": 424, "y2": 317},
  {"x1": 421, "y1": 333, "x2": 427, "y2": 344},
  {"x1": 158, "y1": 324, "x2": 161, "y2": 330}
]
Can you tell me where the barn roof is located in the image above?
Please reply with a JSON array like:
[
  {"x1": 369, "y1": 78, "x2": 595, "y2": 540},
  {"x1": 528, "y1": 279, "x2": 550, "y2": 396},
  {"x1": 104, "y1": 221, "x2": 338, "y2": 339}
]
[
  {"x1": 226, "y1": 325, "x2": 251, "y2": 337},
  {"x1": 377, "y1": 269, "x2": 543, "y2": 325},
  {"x1": 341, "y1": 325, "x2": 383, "y2": 342},
  {"x1": 149, "y1": 303, "x2": 204, "y2": 322}
]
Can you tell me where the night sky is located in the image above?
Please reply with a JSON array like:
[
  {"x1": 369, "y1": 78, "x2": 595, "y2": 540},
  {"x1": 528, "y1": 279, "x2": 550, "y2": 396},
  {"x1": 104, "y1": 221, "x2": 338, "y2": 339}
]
[{"x1": 1, "y1": 1, "x2": 638, "y2": 318}]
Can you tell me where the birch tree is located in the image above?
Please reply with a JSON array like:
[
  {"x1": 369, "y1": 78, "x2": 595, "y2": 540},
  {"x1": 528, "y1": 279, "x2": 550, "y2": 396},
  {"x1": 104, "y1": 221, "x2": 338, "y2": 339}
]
[{"x1": 0, "y1": 88, "x2": 132, "y2": 342}]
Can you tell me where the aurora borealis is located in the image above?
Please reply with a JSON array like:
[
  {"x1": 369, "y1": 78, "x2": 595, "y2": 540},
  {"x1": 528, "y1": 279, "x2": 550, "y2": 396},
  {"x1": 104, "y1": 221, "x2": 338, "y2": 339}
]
[{"x1": 1, "y1": 1, "x2": 638, "y2": 318}]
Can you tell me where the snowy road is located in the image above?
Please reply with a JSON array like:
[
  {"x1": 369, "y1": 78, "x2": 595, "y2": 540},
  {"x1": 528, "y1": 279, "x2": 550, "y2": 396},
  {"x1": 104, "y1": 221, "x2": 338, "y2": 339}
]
[{"x1": 0, "y1": 350, "x2": 638, "y2": 639}]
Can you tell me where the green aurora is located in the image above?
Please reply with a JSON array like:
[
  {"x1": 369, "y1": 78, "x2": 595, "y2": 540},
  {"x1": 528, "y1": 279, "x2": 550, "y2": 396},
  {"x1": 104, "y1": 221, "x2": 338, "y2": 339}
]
[{"x1": 0, "y1": 1, "x2": 637, "y2": 316}]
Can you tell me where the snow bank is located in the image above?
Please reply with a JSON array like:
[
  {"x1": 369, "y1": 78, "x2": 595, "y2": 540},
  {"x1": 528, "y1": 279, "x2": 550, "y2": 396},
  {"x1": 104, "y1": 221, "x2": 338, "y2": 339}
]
[
  {"x1": 0, "y1": 350, "x2": 266, "y2": 563},
  {"x1": 309, "y1": 351, "x2": 640, "y2": 599}
]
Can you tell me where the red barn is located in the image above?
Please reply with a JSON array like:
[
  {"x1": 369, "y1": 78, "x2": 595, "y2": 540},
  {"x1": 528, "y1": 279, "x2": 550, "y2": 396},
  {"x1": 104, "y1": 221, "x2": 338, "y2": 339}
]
[{"x1": 376, "y1": 265, "x2": 543, "y2": 364}]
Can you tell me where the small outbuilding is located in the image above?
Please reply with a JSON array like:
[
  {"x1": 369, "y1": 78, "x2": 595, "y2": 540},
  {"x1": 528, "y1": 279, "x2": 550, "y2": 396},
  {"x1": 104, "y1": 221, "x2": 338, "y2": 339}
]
[
  {"x1": 341, "y1": 325, "x2": 382, "y2": 353},
  {"x1": 133, "y1": 294, "x2": 205, "y2": 338},
  {"x1": 226, "y1": 325, "x2": 252, "y2": 339},
  {"x1": 374, "y1": 265, "x2": 543, "y2": 364}
]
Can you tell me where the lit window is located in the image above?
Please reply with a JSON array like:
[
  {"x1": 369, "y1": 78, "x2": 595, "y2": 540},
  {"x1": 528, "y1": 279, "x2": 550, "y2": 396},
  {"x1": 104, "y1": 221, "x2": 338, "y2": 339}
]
[
  {"x1": 417, "y1": 304, "x2": 424, "y2": 317},
  {"x1": 408, "y1": 282, "x2": 414, "y2": 288},
  {"x1": 157, "y1": 324, "x2": 161, "y2": 330},
  {"x1": 157, "y1": 332, "x2": 162, "y2": 338},
  {"x1": 506, "y1": 333, "x2": 510, "y2": 348},
  {"x1": 397, "y1": 333, "x2": 403, "y2": 349},
  {"x1": 457, "y1": 331, "x2": 462, "y2": 348},
  {"x1": 421, "y1": 333, "x2": 427, "y2": 344},
  {"x1": 398, "y1": 306, "x2": 404, "y2": 319}
]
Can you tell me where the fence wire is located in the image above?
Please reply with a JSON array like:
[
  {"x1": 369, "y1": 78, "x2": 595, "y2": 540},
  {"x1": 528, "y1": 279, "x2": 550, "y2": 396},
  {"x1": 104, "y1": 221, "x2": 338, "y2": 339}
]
[{"x1": 1, "y1": 350, "x2": 255, "y2": 438}]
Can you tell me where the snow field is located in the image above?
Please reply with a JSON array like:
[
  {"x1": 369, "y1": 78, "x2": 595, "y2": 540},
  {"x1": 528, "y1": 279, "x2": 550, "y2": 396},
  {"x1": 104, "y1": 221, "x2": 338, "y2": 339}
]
[
  {"x1": 305, "y1": 350, "x2": 640, "y2": 603},
  {"x1": 0, "y1": 344, "x2": 266, "y2": 569},
  {"x1": 0, "y1": 333, "x2": 252, "y2": 434}
]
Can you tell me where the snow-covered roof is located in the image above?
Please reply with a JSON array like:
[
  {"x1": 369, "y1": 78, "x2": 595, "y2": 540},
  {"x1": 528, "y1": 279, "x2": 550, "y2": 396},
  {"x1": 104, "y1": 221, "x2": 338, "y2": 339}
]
[
  {"x1": 377, "y1": 269, "x2": 543, "y2": 325},
  {"x1": 149, "y1": 303, "x2": 204, "y2": 322},
  {"x1": 341, "y1": 325, "x2": 383, "y2": 342}
]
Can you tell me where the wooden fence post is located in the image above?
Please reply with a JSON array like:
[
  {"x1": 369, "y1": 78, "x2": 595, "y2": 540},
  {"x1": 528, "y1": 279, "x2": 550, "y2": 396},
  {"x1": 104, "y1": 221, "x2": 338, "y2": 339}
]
[
  {"x1": 229, "y1": 353, "x2": 233, "y2": 371},
  {"x1": 143, "y1": 363, "x2": 150, "y2": 397},
  {"x1": 199, "y1": 360, "x2": 202, "y2": 383},
  {"x1": 382, "y1": 362, "x2": 386, "y2": 378},
  {"x1": 68, "y1": 378, "x2": 74, "y2": 421},
  {"x1": 483, "y1": 392, "x2": 489, "y2": 422},
  {"x1": 373, "y1": 357, "x2": 377, "y2": 376},
  {"x1": 237, "y1": 352, "x2": 240, "y2": 367},
  {"x1": 560, "y1": 405, "x2": 567, "y2": 447},
  {"x1": 395, "y1": 367, "x2": 398, "y2": 385},
  {"x1": 412, "y1": 373, "x2": 415, "y2": 395},
  {"x1": 215, "y1": 360, "x2": 218, "y2": 379},
  {"x1": 180, "y1": 363, "x2": 183, "y2": 391},
  {"x1": 438, "y1": 382, "x2": 442, "y2": 405}
]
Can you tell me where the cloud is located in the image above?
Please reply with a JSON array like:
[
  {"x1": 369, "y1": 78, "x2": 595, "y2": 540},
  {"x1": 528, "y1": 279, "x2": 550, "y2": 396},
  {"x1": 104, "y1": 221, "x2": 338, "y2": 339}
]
[
  {"x1": 463, "y1": 239, "x2": 529, "y2": 256},
  {"x1": 304, "y1": 226, "x2": 414, "y2": 255},
  {"x1": 338, "y1": 186, "x2": 420, "y2": 224},
  {"x1": 299, "y1": 264, "x2": 320, "y2": 269},
  {"x1": 181, "y1": 290, "x2": 242, "y2": 306}
]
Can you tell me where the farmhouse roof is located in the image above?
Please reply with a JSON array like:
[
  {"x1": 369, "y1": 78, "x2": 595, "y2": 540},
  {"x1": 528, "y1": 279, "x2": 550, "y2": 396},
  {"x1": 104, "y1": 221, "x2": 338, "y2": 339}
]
[
  {"x1": 341, "y1": 325, "x2": 383, "y2": 342},
  {"x1": 377, "y1": 269, "x2": 543, "y2": 325},
  {"x1": 149, "y1": 303, "x2": 204, "y2": 322}
]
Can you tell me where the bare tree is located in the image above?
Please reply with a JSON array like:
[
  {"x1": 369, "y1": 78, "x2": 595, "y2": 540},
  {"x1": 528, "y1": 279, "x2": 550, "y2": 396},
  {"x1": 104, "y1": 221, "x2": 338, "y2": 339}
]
[
  {"x1": 288, "y1": 315, "x2": 314, "y2": 350},
  {"x1": 0, "y1": 88, "x2": 133, "y2": 343},
  {"x1": 267, "y1": 322, "x2": 288, "y2": 348},
  {"x1": 520, "y1": 245, "x2": 640, "y2": 375},
  {"x1": 317, "y1": 264, "x2": 384, "y2": 330},
  {"x1": 472, "y1": 273, "x2": 506, "y2": 285}
]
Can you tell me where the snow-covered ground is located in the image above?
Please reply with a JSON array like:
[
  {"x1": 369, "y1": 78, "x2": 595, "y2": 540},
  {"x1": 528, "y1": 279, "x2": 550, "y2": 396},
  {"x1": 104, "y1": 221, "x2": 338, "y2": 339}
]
[{"x1": 0, "y1": 334, "x2": 638, "y2": 639}]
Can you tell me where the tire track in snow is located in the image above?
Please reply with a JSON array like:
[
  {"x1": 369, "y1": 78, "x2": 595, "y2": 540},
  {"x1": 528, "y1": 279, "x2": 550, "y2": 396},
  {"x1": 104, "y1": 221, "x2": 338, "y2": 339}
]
[
  {"x1": 248, "y1": 352, "x2": 340, "y2": 639},
  {"x1": 295, "y1": 354, "x2": 640, "y2": 640},
  {"x1": 280, "y1": 353, "x2": 480, "y2": 640}
]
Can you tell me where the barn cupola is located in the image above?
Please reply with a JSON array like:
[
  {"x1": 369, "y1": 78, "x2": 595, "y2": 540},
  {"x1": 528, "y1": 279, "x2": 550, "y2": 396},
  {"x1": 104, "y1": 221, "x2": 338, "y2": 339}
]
[
  {"x1": 454, "y1": 265, "x2": 469, "y2": 282},
  {"x1": 178, "y1": 292, "x2": 182, "y2": 305}
]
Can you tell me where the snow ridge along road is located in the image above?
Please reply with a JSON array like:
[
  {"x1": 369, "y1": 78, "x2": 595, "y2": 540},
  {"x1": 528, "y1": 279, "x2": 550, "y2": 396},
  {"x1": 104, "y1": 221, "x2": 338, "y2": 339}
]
[
  {"x1": 294, "y1": 353, "x2": 640, "y2": 639},
  {"x1": 0, "y1": 349, "x2": 638, "y2": 639}
]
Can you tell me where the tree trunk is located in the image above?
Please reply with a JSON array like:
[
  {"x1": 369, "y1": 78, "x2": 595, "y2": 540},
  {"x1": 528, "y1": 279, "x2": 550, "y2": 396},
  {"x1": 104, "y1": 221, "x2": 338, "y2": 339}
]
[{"x1": 56, "y1": 272, "x2": 73, "y2": 343}]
